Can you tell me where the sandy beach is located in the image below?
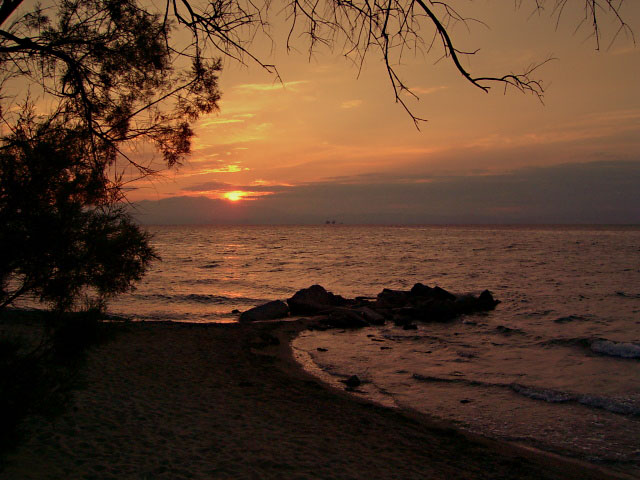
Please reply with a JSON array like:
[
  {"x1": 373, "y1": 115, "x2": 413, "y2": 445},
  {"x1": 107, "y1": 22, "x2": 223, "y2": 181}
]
[{"x1": 0, "y1": 319, "x2": 632, "y2": 479}]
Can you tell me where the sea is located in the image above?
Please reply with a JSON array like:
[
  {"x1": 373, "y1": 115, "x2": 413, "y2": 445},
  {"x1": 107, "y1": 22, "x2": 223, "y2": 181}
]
[{"x1": 107, "y1": 225, "x2": 640, "y2": 474}]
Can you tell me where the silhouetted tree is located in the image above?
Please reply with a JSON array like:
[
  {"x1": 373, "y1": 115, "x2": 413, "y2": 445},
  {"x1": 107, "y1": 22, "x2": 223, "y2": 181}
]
[
  {"x1": 0, "y1": 108, "x2": 157, "y2": 311},
  {"x1": 0, "y1": 0, "x2": 632, "y2": 310},
  {"x1": 0, "y1": 0, "x2": 220, "y2": 311}
]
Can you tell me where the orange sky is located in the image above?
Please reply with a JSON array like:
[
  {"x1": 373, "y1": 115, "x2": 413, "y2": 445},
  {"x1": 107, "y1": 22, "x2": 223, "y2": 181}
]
[{"x1": 127, "y1": 2, "x2": 640, "y2": 212}]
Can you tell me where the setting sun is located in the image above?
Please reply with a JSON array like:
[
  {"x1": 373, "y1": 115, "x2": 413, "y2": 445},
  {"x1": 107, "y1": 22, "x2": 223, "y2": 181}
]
[{"x1": 224, "y1": 190, "x2": 245, "y2": 202}]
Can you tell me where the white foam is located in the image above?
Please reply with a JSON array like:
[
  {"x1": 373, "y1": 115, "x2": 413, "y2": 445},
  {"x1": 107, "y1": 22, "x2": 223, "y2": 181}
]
[
  {"x1": 509, "y1": 383, "x2": 574, "y2": 403},
  {"x1": 578, "y1": 395, "x2": 640, "y2": 416},
  {"x1": 590, "y1": 340, "x2": 640, "y2": 359}
]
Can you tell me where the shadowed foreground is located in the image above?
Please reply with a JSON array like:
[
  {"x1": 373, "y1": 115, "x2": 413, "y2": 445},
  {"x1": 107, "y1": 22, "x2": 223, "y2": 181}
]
[{"x1": 1, "y1": 321, "x2": 629, "y2": 479}]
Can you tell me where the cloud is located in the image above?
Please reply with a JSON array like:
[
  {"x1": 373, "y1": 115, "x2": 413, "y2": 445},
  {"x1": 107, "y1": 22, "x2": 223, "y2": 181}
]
[
  {"x1": 199, "y1": 165, "x2": 248, "y2": 174},
  {"x1": 182, "y1": 181, "x2": 293, "y2": 194},
  {"x1": 177, "y1": 162, "x2": 249, "y2": 177},
  {"x1": 181, "y1": 181, "x2": 231, "y2": 191},
  {"x1": 131, "y1": 160, "x2": 640, "y2": 225},
  {"x1": 407, "y1": 86, "x2": 448, "y2": 96},
  {"x1": 233, "y1": 81, "x2": 309, "y2": 92},
  {"x1": 198, "y1": 118, "x2": 245, "y2": 126},
  {"x1": 340, "y1": 99, "x2": 363, "y2": 109},
  {"x1": 463, "y1": 108, "x2": 640, "y2": 151}
]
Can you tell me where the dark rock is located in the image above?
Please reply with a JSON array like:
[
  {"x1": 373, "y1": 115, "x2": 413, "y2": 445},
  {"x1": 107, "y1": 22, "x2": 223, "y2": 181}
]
[
  {"x1": 460, "y1": 399, "x2": 472, "y2": 404},
  {"x1": 478, "y1": 289, "x2": 500, "y2": 309},
  {"x1": 323, "y1": 308, "x2": 369, "y2": 329},
  {"x1": 354, "y1": 306, "x2": 386, "y2": 325},
  {"x1": 392, "y1": 313, "x2": 414, "y2": 327},
  {"x1": 287, "y1": 285, "x2": 348, "y2": 315},
  {"x1": 376, "y1": 288, "x2": 410, "y2": 308},
  {"x1": 415, "y1": 300, "x2": 458, "y2": 322},
  {"x1": 345, "y1": 375, "x2": 361, "y2": 388},
  {"x1": 403, "y1": 323, "x2": 418, "y2": 330},
  {"x1": 390, "y1": 285, "x2": 502, "y2": 324},
  {"x1": 453, "y1": 294, "x2": 477, "y2": 311},
  {"x1": 239, "y1": 300, "x2": 289, "y2": 322},
  {"x1": 395, "y1": 306, "x2": 422, "y2": 318},
  {"x1": 432, "y1": 286, "x2": 456, "y2": 302},
  {"x1": 454, "y1": 292, "x2": 500, "y2": 316},
  {"x1": 409, "y1": 284, "x2": 456, "y2": 306},
  {"x1": 374, "y1": 307, "x2": 393, "y2": 319},
  {"x1": 410, "y1": 282, "x2": 433, "y2": 297},
  {"x1": 355, "y1": 296, "x2": 377, "y2": 302},
  {"x1": 317, "y1": 347, "x2": 328, "y2": 352},
  {"x1": 231, "y1": 309, "x2": 240, "y2": 314}
]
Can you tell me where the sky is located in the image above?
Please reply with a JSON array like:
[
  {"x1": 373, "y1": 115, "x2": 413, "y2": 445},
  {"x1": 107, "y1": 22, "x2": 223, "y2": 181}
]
[{"x1": 128, "y1": 1, "x2": 640, "y2": 224}]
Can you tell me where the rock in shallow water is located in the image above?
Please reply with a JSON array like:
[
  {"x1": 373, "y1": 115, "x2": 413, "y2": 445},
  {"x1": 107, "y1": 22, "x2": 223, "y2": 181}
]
[
  {"x1": 344, "y1": 375, "x2": 361, "y2": 388},
  {"x1": 287, "y1": 284, "x2": 349, "y2": 315},
  {"x1": 353, "y1": 306, "x2": 386, "y2": 325},
  {"x1": 324, "y1": 308, "x2": 369, "y2": 329},
  {"x1": 376, "y1": 288, "x2": 410, "y2": 309},
  {"x1": 239, "y1": 300, "x2": 289, "y2": 322},
  {"x1": 245, "y1": 282, "x2": 500, "y2": 329}
]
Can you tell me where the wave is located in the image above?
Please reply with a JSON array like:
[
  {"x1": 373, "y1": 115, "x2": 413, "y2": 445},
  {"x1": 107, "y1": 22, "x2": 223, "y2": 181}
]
[
  {"x1": 411, "y1": 374, "x2": 640, "y2": 417},
  {"x1": 132, "y1": 293, "x2": 268, "y2": 305},
  {"x1": 109, "y1": 308, "x2": 241, "y2": 321},
  {"x1": 539, "y1": 337, "x2": 593, "y2": 348},
  {"x1": 511, "y1": 384, "x2": 640, "y2": 417},
  {"x1": 509, "y1": 383, "x2": 574, "y2": 403},
  {"x1": 494, "y1": 325, "x2": 526, "y2": 335},
  {"x1": 540, "y1": 337, "x2": 640, "y2": 359},
  {"x1": 590, "y1": 340, "x2": 640, "y2": 359},
  {"x1": 199, "y1": 261, "x2": 222, "y2": 269},
  {"x1": 553, "y1": 314, "x2": 588, "y2": 323},
  {"x1": 615, "y1": 291, "x2": 640, "y2": 299}
]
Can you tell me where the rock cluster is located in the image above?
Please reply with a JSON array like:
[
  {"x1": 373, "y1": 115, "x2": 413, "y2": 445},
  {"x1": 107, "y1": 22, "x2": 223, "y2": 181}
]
[
  {"x1": 287, "y1": 284, "x2": 350, "y2": 315},
  {"x1": 239, "y1": 283, "x2": 499, "y2": 328},
  {"x1": 239, "y1": 300, "x2": 289, "y2": 322}
]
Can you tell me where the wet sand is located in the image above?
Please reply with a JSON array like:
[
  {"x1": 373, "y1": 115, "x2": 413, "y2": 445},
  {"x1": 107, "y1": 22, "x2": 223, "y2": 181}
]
[{"x1": 1, "y1": 319, "x2": 632, "y2": 479}]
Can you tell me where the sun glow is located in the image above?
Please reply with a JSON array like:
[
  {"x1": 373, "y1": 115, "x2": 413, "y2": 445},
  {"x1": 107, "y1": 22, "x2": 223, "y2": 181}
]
[{"x1": 224, "y1": 191, "x2": 246, "y2": 202}]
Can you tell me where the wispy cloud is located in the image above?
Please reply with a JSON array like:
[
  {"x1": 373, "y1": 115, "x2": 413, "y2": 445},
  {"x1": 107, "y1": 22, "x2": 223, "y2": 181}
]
[
  {"x1": 340, "y1": 99, "x2": 363, "y2": 109},
  {"x1": 195, "y1": 165, "x2": 249, "y2": 174},
  {"x1": 182, "y1": 181, "x2": 293, "y2": 194},
  {"x1": 199, "y1": 118, "x2": 245, "y2": 126},
  {"x1": 465, "y1": 108, "x2": 640, "y2": 150},
  {"x1": 406, "y1": 86, "x2": 448, "y2": 96},
  {"x1": 177, "y1": 161, "x2": 249, "y2": 177},
  {"x1": 233, "y1": 80, "x2": 309, "y2": 92}
]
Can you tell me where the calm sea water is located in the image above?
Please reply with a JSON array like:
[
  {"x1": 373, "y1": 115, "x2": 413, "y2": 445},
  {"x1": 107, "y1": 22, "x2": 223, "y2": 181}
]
[{"x1": 109, "y1": 225, "x2": 640, "y2": 473}]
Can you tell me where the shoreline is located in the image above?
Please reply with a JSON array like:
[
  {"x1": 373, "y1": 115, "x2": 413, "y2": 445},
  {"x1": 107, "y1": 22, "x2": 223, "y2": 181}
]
[{"x1": 1, "y1": 319, "x2": 633, "y2": 479}]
